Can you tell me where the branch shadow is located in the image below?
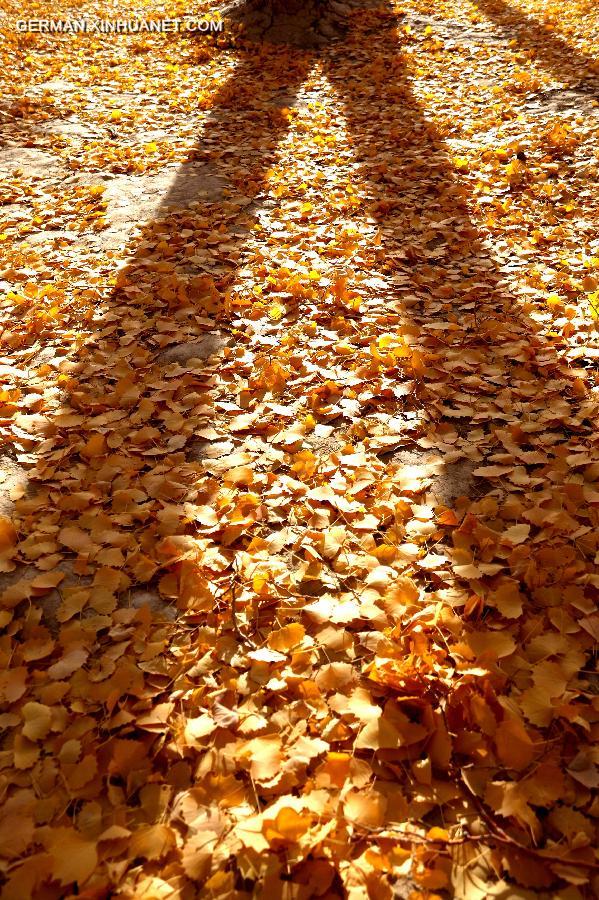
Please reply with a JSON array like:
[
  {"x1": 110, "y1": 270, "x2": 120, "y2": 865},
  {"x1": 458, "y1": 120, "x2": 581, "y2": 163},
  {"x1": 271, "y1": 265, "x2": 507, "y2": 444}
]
[{"x1": 474, "y1": 0, "x2": 599, "y2": 89}]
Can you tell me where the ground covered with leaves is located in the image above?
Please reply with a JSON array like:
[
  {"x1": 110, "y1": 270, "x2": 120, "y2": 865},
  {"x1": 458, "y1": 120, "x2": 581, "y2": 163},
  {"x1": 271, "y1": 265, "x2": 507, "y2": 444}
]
[{"x1": 0, "y1": 0, "x2": 599, "y2": 896}]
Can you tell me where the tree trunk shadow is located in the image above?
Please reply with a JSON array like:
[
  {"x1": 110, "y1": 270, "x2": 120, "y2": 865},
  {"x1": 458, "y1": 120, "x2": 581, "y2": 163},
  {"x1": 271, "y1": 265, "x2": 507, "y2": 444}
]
[
  {"x1": 326, "y1": 5, "x2": 598, "y2": 867},
  {"x1": 2, "y1": 45, "x2": 313, "y2": 626},
  {"x1": 330, "y1": 0, "x2": 597, "y2": 444}
]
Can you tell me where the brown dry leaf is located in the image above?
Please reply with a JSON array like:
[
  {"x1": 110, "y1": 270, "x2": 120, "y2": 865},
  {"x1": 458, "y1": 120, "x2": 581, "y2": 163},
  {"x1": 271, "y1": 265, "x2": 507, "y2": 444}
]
[
  {"x1": 0, "y1": 813, "x2": 35, "y2": 859},
  {"x1": 489, "y1": 579, "x2": 525, "y2": 619},
  {"x1": 0, "y1": 667, "x2": 28, "y2": 703},
  {"x1": 463, "y1": 630, "x2": 516, "y2": 662},
  {"x1": 238, "y1": 735, "x2": 284, "y2": 783},
  {"x1": 81, "y1": 433, "x2": 107, "y2": 459},
  {"x1": 13, "y1": 735, "x2": 40, "y2": 770},
  {"x1": 129, "y1": 824, "x2": 176, "y2": 861},
  {"x1": 21, "y1": 702, "x2": 52, "y2": 741},
  {"x1": 58, "y1": 526, "x2": 94, "y2": 555},
  {"x1": 44, "y1": 827, "x2": 98, "y2": 887},
  {"x1": 184, "y1": 713, "x2": 217, "y2": 745},
  {"x1": 30, "y1": 571, "x2": 65, "y2": 594},
  {"x1": 181, "y1": 831, "x2": 219, "y2": 881},
  {"x1": 344, "y1": 789, "x2": 387, "y2": 829},
  {"x1": 47, "y1": 646, "x2": 88, "y2": 680}
]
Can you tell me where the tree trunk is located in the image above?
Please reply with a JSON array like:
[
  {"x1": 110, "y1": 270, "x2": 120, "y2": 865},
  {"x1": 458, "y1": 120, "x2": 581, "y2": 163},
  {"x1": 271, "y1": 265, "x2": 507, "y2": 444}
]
[{"x1": 224, "y1": 0, "x2": 353, "y2": 46}]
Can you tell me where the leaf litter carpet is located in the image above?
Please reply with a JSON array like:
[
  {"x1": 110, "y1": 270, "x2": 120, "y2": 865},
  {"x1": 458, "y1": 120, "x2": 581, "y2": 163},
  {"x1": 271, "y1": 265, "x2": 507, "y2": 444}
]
[{"x1": 0, "y1": 0, "x2": 599, "y2": 896}]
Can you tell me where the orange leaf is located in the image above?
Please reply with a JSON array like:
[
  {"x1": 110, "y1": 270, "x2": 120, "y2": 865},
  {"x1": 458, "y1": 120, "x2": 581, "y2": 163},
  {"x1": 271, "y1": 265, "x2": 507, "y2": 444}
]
[
  {"x1": 44, "y1": 827, "x2": 97, "y2": 886},
  {"x1": 0, "y1": 517, "x2": 17, "y2": 553},
  {"x1": 129, "y1": 824, "x2": 176, "y2": 861},
  {"x1": 21, "y1": 702, "x2": 52, "y2": 741},
  {"x1": 495, "y1": 716, "x2": 535, "y2": 771},
  {"x1": 81, "y1": 434, "x2": 106, "y2": 459},
  {"x1": 265, "y1": 807, "x2": 312, "y2": 844}
]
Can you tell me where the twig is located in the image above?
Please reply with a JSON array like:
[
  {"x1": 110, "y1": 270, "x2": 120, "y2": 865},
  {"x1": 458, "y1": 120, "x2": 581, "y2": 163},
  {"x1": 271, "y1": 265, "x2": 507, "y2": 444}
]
[
  {"x1": 230, "y1": 557, "x2": 257, "y2": 649},
  {"x1": 456, "y1": 769, "x2": 599, "y2": 871},
  {"x1": 375, "y1": 821, "x2": 599, "y2": 870}
]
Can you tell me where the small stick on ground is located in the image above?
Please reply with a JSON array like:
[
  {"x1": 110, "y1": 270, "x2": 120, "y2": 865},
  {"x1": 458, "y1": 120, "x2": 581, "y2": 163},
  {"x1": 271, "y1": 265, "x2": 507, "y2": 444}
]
[{"x1": 230, "y1": 557, "x2": 258, "y2": 648}]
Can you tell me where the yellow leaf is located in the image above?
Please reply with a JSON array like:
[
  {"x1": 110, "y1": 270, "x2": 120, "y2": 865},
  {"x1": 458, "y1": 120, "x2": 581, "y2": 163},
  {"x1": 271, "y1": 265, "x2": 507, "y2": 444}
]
[
  {"x1": 252, "y1": 572, "x2": 269, "y2": 595},
  {"x1": 500, "y1": 523, "x2": 530, "y2": 545},
  {"x1": 316, "y1": 751, "x2": 351, "y2": 787},
  {"x1": 427, "y1": 827, "x2": 450, "y2": 842},
  {"x1": 265, "y1": 807, "x2": 311, "y2": 844},
  {"x1": 465, "y1": 630, "x2": 516, "y2": 661},
  {"x1": 182, "y1": 831, "x2": 218, "y2": 881},
  {"x1": 21, "y1": 702, "x2": 52, "y2": 741},
  {"x1": 489, "y1": 580, "x2": 524, "y2": 618},
  {"x1": 267, "y1": 302, "x2": 284, "y2": 321}
]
